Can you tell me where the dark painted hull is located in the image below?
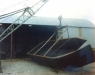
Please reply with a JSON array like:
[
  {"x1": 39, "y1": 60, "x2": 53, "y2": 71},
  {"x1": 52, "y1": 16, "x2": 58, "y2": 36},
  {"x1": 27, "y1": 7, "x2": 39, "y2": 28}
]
[{"x1": 27, "y1": 38, "x2": 94, "y2": 71}]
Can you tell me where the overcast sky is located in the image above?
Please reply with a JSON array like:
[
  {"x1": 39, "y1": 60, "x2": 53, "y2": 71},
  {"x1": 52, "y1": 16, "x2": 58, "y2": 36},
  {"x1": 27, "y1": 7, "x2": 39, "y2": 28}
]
[{"x1": 0, "y1": 0, "x2": 95, "y2": 24}]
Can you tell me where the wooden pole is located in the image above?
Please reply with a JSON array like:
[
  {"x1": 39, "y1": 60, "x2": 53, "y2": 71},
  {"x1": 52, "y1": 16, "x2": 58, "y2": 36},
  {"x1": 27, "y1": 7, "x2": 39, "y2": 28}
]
[
  {"x1": 0, "y1": 42, "x2": 1, "y2": 69},
  {"x1": 10, "y1": 33, "x2": 12, "y2": 60}
]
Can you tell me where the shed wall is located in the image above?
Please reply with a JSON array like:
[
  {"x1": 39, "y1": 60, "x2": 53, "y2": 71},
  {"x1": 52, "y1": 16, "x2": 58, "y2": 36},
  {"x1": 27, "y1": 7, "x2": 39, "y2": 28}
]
[
  {"x1": 63, "y1": 27, "x2": 79, "y2": 38},
  {"x1": 82, "y1": 28, "x2": 95, "y2": 49},
  {"x1": 59, "y1": 27, "x2": 95, "y2": 50}
]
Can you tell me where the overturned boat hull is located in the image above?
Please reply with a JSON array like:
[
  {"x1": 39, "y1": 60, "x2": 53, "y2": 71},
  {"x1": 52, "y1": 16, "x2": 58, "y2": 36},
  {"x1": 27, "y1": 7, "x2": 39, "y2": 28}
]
[{"x1": 27, "y1": 38, "x2": 94, "y2": 71}]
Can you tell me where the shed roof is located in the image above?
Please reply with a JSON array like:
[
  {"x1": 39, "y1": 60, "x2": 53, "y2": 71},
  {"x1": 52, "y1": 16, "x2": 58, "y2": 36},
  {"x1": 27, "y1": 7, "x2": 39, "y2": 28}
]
[{"x1": 0, "y1": 14, "x2": 95, "y2": 28}]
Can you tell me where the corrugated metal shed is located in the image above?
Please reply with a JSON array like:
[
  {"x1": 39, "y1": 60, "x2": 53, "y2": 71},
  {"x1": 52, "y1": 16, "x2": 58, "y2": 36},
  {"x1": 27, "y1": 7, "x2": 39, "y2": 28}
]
[
  {"x1": 62, "y1": 27, "x2": 95, "y2": 49},
  {"x1": 0, "y1": 15, "x2": 95, "y2": 28},
  {"x1": 0, "y1": 15, "x2": 95, "y2": 49}
]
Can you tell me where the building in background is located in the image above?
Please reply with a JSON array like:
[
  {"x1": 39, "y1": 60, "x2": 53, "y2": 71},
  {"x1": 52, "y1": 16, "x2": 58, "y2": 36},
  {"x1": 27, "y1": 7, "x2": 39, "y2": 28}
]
[{"x1": 0, "y1": 16, "x2": 95, "y2": 58}]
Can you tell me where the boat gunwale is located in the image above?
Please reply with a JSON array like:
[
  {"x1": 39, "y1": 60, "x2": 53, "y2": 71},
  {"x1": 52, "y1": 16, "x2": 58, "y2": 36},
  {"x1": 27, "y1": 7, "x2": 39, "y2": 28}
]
[{"x1": 27, "y1": 37, "x2": 88, "y2": 59}]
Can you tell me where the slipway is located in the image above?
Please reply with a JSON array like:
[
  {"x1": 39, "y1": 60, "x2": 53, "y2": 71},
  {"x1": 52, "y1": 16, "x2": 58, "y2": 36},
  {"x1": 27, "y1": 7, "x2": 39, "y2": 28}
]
[{"x1": 27, "y1": 38, "x2": 94, "y2": 71}]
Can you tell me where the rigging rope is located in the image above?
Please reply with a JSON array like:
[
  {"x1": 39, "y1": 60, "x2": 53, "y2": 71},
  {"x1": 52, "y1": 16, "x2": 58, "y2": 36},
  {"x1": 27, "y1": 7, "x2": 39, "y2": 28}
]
[
  {"x1": 43, "y1": 28, "x2": 68, "y2": 56},
  {"x1": 0, "y1": 16, "x2": 12, "y2": 23},
  {"x1": 0, "y1": 0, "x2": 28, "y2": 13},
  {"x1": 50, "y1": 38, "x2": 71, "y2": 56},
  {"x1": 34, "y1": 31, "x2": 56, "y2": 55},
  {"x1": 0, "y1": 8, "x2": 24, "y2": 19},
  {"x1": 0, "y1": 0, "x2": 41, "y2": 19},
  {"x1": 27, "y1": 26, "x2": 56, "y2": 54}
]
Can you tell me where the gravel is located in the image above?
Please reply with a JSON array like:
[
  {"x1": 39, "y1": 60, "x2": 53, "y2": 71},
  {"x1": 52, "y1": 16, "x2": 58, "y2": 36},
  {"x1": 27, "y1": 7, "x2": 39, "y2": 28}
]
[{"x1": 0, "y1": 58, "x2": 95, "y2": 75}]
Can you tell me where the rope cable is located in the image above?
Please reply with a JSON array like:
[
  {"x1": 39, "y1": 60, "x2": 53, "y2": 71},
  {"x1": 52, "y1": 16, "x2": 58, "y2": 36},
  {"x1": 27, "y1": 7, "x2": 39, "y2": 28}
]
[
  {"x1": 33, "y1": 25, "x2": 65, "y2": 55},
  {"x1": 0, "y1": 0, "x2": 34, "y2": 13},
  {"x1": 43, "y1": 28, "x2": 68, "y2": 56},
  {"x1": 0, "y1": 9, "x2": 24, "y2": 19},
  {"x1": 0, "y1": 16, "x2": 12, "y2": 23},
  {"x1": 0, "y1": 0, "x2": 41, "y2": 19},
  {"x1": 34, "y1": 31, "x2": 56, "y2": 55},
  {"x1": 50, "y1": 38, "x2": 71, "y2": 56}
]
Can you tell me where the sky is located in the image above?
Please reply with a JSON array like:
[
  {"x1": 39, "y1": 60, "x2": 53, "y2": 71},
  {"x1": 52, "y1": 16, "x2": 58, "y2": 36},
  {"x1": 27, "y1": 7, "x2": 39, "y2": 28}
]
[{"x1": 0, "y1": 0, "x2": 95, "y2": 24}]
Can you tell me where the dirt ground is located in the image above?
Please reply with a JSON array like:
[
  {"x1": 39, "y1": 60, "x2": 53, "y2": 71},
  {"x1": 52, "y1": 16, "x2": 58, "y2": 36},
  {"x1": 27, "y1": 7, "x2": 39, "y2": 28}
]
[{"x1": 0, "y1": 58, "x2": 95, "y2": 75}]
